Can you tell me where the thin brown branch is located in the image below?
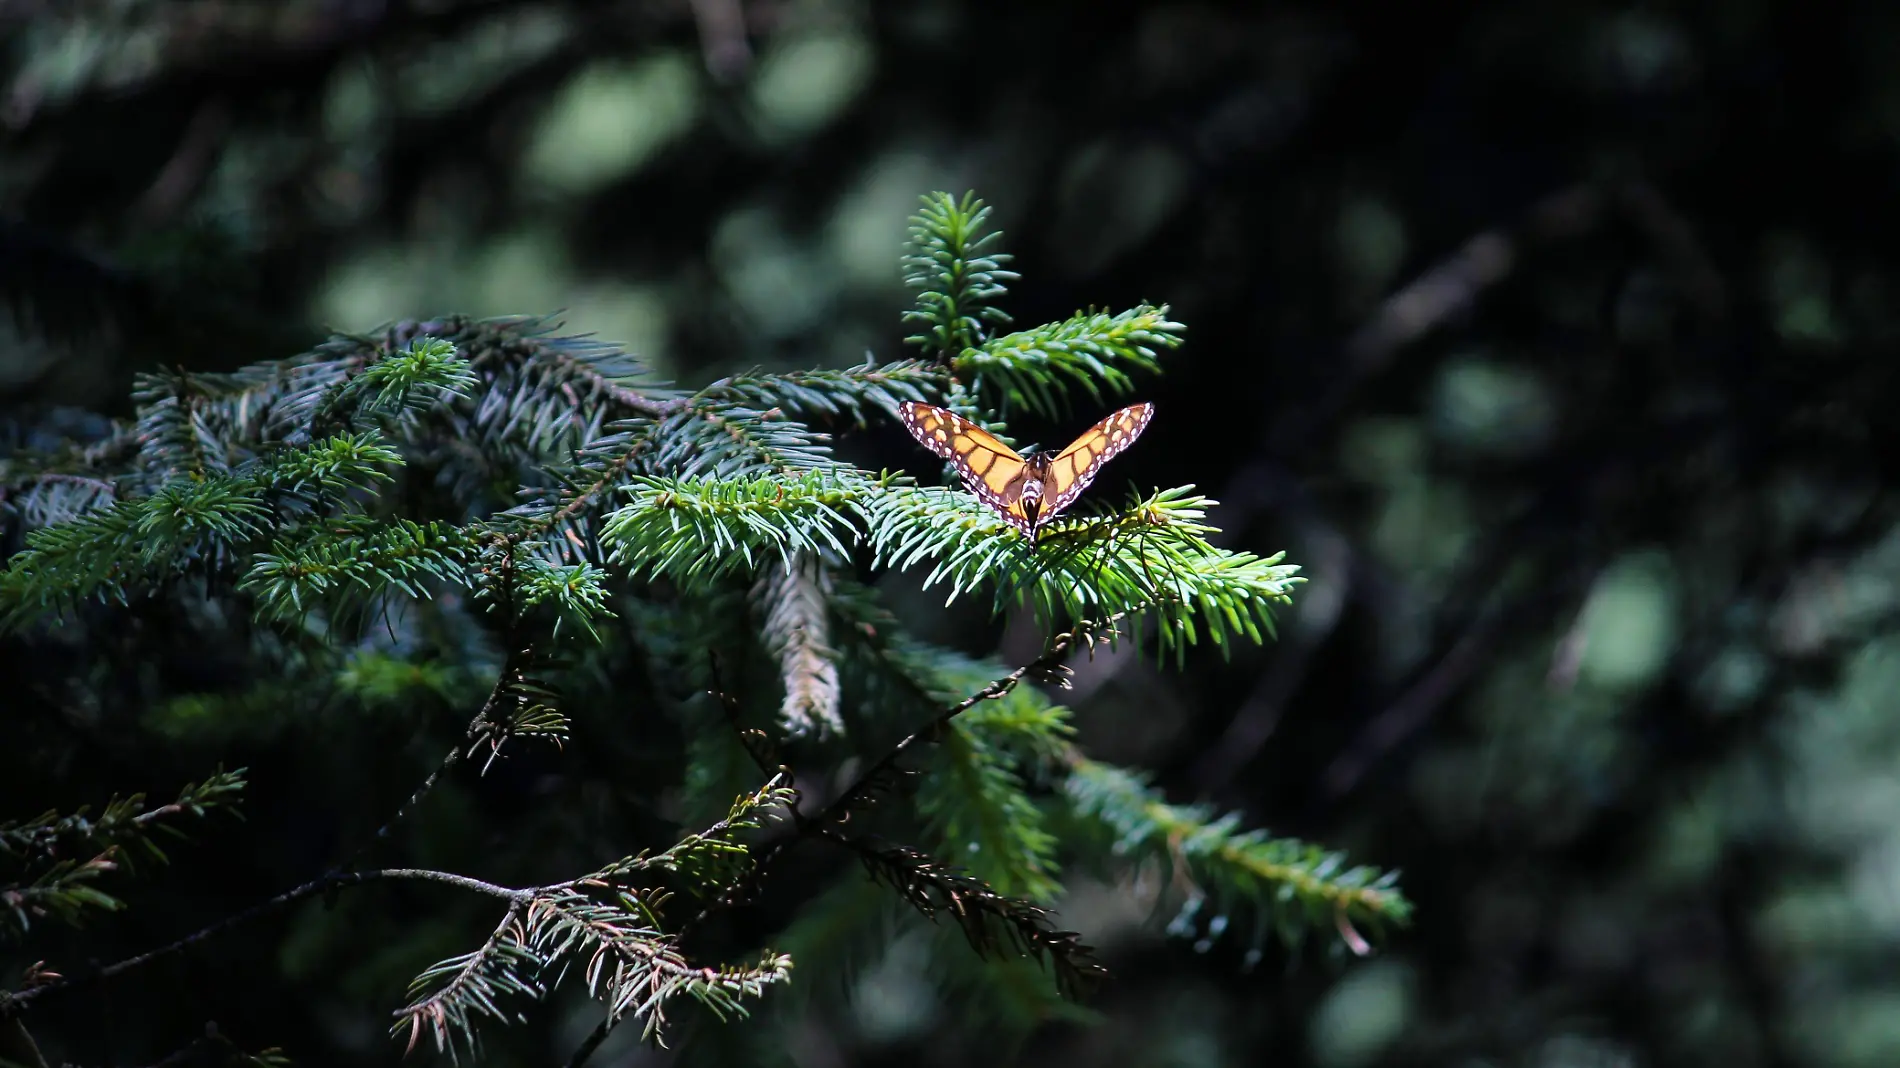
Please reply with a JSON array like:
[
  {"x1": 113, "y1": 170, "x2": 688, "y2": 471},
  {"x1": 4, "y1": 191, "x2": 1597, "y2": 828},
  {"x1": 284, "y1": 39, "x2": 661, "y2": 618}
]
[
  {"x1": 691, "y1": 0, "x2": 752, "y2": 81},
  {"x1": 1614, "y1": 178, "x2": 1727, "y2": 323},
  {"x1": 130, "y1": 1020, "x2": 291, "y2": 1068},
  {"x1": 707, "y1": 652, "x2": 792, "y2": 785},
  {"x1": 806, "y1": 610, "x2": 1125, "y2": 852},
  {"x1": 1191, "y1": 511, "x2": 1354, "y2": 793},
  {"x1": 134, "y1": 98, "x2": 231, "y2": 224},
  {"x1": 540, "y1": 345, "x2": 680, "y2": 419},
  {"x1": 0, "y1": 868, "x2": 527, "y2": 1019},
  {"x1": 333, "y1": 636, "x2": 532, "y2": 872},
  {"x1": 510, "y1": 432, "x2": 662, "y2": 547},
  {"x1": 1263, "y1": 182, "x2": 1605, "y2": 458},
  {"x1": 1319, "y1": 595, "x2": 1504, "y2": 800},
  {"x1": 0, "y1": 1018, "x2": 47, "y2": 1068},
  {"x1": 564, "y1": 1015, "x2": 615, "y2": 1068},
  {"x1": 563, "y1": 612, "x2": 1131, "y2": 1068}
]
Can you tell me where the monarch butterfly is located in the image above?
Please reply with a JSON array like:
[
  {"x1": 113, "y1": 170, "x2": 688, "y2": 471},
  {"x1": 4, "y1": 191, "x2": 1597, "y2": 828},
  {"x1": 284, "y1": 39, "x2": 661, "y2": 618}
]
[{"x1": 897, "y1": 401, "x2": 1155, "y2": 540}]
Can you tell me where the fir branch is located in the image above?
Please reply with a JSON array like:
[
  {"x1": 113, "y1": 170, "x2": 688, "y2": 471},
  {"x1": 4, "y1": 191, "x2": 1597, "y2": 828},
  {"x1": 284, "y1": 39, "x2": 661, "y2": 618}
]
[
  {"x1": 452, "y1": 313, "x2": 668, "y2": 419},
  {"x1": 0, "y1": 472, "x2": 117, "y2": 530},
  {"x1": 834, "y1": 608, "x2": 1077, "y2": 771},
  {"x1": 603, "y1": 475, "x2": 1298, "y2": 662},
  {"x1": 817, "y1": 613, "x2": 1124, "y2": 831},
  {"x1": 391, "y1": 899, "x2": 542, "y2": 1057},
  {"x1": 1062, "y1": 757, "x2": 1412, "y2": 957},
  {"x1": 240, "y1": 517, "x2": 477, "y2": 622},
  {"x1": 0, "y1": 867, "x2": 530, "y2": 1019},
  {"x1": 131, "y1": 368, "x2": 238, "y2": 477},
  {"x1": 676, "y1": 693, "x2": 785, "y2": 835},
  {"x1": 4, "y1": 822, "x2": 797, "y2": 1038},
  {"x1": 507, "y1": 555, "x2": 615, "y2": 642},
  {"x1": 489, "y1": 351, "x2": 888, "y2": 555},
  {"x1": 705, "y1": 662, "x2": 788, "y2": 782},
  {"x1": 601, "y1": 470, "x2": 876, "y2": 584},
  {"x1": 310, "y1": 336, "x2": 478, "y2": 436},
  {"x1": 956, "y1": 304, "x2": 1183, "y2": 419},
  {"x1": 903, "y1": 191, "x2": 1019, "y2": 362},
  {"x1": 125, "y1": 337, "x2": 467, "y2": 480},
  {"x1": 570, "y1": 621, "x2": 1103, "y2": 1068},
  {"x1": 588, "y1": 776, "x2": 797, "y2": 889},
  {"x1": 751, "y1": 550, "x2": 844, "y2": 739},
  {"x1": 0, "y1": 769, "x2": 246, "y2": 867},
  {"x1": 493, "y1": 417, "x2": 665, "y2": 560},
  {"x1": 303, "y1": 316, "x2": 664, "y2": 459},
  {"x1": 0, "y1": 771, "x2": 244, "y2": 940},
  {"x1": 459, "y1": 635, "x2": 568, "y2": 777},
  {"x1": 557, "y1": 776, "x2": 799, "y2": 1067},
  {"x1": 393, "y1": 781, "x2": 796, "y2": 1057},
  {"x1": 334, "y1": 639, "x2": 552, "y2": 880},
  {"x1": 645, "y1": 404, "x2": 840, "y2": 478},
  {"x1": 0, "y1": 186, "x2": 1409, "y2": 1061},
  {"x1": 1, "y1": 852, "x2": 125, "y2": 938},
  {"x1": 698, "y1": 359, "x2": 950, "y2": 426},
  {"x1": 523, "y1": 890, "x2": 792, "y2": 1040},
  {"x1": 245, "y1": 429, "x2": 408, "y2": 496},
  {"x1": 188, "y1": 356, "x2": 361, "y2": 456},
  {"x1": 848, "y1": 839, "x2": 1102, "y2": 997},
  {"x1": 825, "y1": 582, "x2": 1075, "y2": 899},
  {"x1": 865, "y1": 485, "x2": 1302, "y2": 662},
  {"x1": 99, "y1": 318, "x2": 657, "y2": 515},
  {"x1": 919, "y1": 702, "x2": 1066, "y2": 903},
  {"x1": 0, "y1": 422, "x2": 140, "y2": 536},
  {"x1": 670, "y1": 613, "x2": 1121, "y2": 959},
  {"x1": 0, "y1": 430, "x2": 408, "y2": 631}
]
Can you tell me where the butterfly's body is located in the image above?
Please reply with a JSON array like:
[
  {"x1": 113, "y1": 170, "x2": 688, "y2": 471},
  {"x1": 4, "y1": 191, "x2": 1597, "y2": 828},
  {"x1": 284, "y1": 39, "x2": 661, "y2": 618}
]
[{"x1": 898, "y1": 401, "x2": 1154, "y2": 540}]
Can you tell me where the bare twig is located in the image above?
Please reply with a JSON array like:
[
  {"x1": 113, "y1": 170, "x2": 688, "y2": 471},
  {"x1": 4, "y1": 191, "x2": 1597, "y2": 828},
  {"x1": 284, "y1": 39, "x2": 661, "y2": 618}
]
[
  {"x1": 134, "y1": 99, "x2": 231, "y2": 224},
  {"x1": 0, "y1": 1018, "x2": 47, "y2": 1068},
  {"x1": 1191, "y1": 514, "x2": 1354, "y2": 793},
  {"x1": 1210, "y1": 175, "x2": 1728, "y2": 799},
  {"x1": 135, "y1": 1023, "x2": 287, "y2": 1068},
  {"x1": 690, "y1": 0, "x2": 752, "y2": 82},
  {"x1": 1317, "y1": 544, "x2": 1599, "y2": 801},
  {"x1": 0, "y1": 868, "x2": 529, "y2": 1018},
  {"x1": 332, "y1": 630, "x2": 532, "y2": 872},
  {"x1": 564, "y1": 1016, "x2": 614, "y2": 1068},
  {"x1": 707, "y1": 652, "x2": 791, "y2": 785},
  {"x1": 1319, "y1": 603, "x2": 1502, "y2": 800},
  {"x1": 816, "y1": 610, "x2": 1126, "y2": 832},
  {"x1": 1614, "y1": 178, "x2": 1727, "y2": 323},
  {"x1": 1267, "y1": 182, "x2": 1605, "y2": 457}
]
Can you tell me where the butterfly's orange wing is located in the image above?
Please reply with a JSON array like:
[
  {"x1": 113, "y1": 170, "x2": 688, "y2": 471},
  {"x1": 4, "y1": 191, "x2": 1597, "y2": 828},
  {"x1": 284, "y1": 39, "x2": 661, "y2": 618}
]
[
  {"x1": 1043, "y1": 403, "x2": 1155, "y2": 518},
  {"x1": 897, "y1": 403, "x2": 1036, "y2": 533}
]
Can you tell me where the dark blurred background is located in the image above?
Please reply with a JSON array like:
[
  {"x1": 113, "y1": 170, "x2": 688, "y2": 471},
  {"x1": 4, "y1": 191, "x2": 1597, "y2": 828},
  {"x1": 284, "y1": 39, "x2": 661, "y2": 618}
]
[{"x1": 7, "y1": 0, "x2": 1900, "y2": 1065}]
